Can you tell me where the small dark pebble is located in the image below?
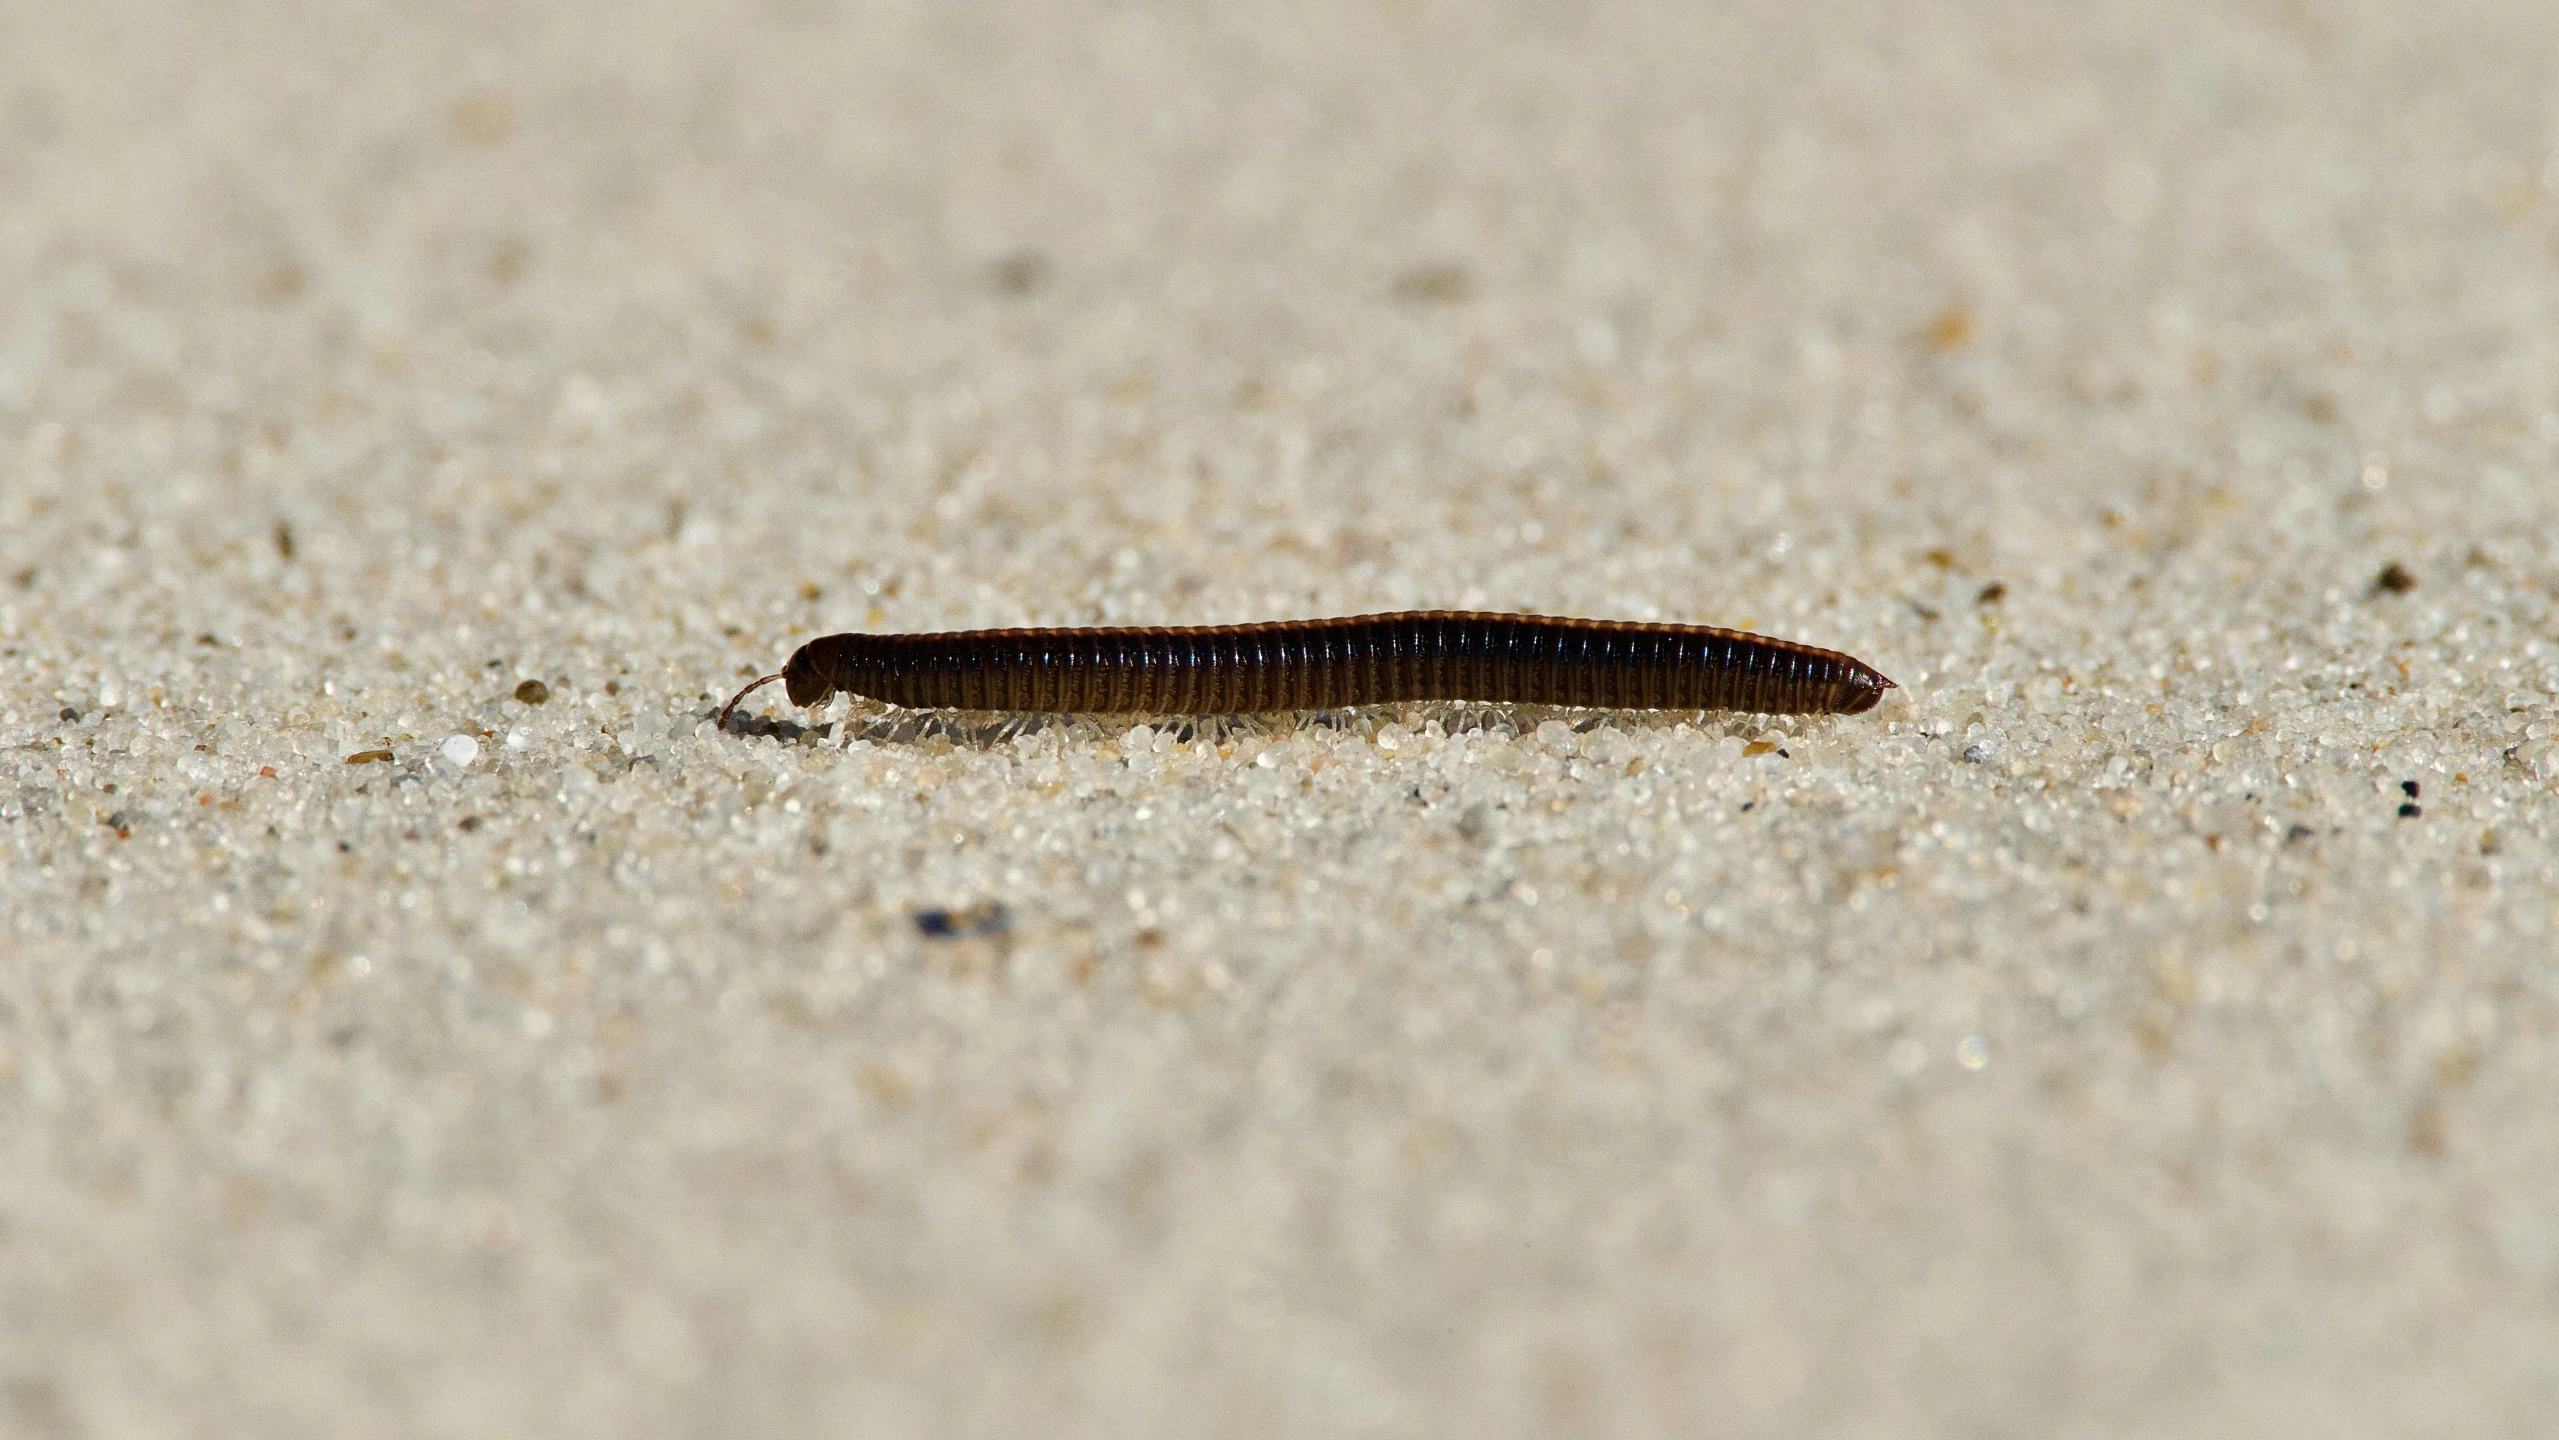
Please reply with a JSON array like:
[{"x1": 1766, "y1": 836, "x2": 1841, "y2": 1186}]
[
  {"x1": 2400, "y1": 779, "x2": 2420, "y2": 799},
  {"x1": 1960, "y1": 743, "x2": 1988, "y2": 764},
  {"x1": 987, "y1": 250, "x2": 1050, "y2": 296},
  {"x1": 514, "y1": 679, "x2": 550, "y2": 705},
  {"x1": 1389, "y1": 262, "x2": 1473, "y2": 305},
  {"x1": 1778, "y1": 748, "x2": 1791, "y2": 759},
  {"x1": 59, "y1": 707, "x2": 79, "y2": 723},
  {"x1": 914, "y1": 902, "x2": 1011, "y2": 940},
  {"x1": 1975, "y1": 581, "x2": 2007, "y2": 605},
  {"x1": 102, "y1": 811, "x2": 128, "y2": 831},
  {"x1": 2375, "y1": 562, "x2": 2418, "y2": 595},
  {"x1": 2285, "y1": 824, "x2": 2315, "y2": 844},
  {"x1": 344, "y1": 749, "x2": 394, "y2": 765},
  {"x1": 1739, "y1": 801, "x2": 1756, "y2": 813},
  {"x1": 458, "y1": 816, "x2": 482, "y2": 832},
  {"x1": 2398, "y1": 803, "x2": 2422, "y2": 819}
]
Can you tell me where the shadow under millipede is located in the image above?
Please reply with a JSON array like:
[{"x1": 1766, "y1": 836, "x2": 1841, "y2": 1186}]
[{"x1": 706, "y1": 703, "x2": 1790, "y2": 754}]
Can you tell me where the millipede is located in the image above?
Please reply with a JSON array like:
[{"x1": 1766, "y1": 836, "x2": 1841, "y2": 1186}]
[{"x1": 718, "y1": 612, "x2": 1893, "y2": 730}]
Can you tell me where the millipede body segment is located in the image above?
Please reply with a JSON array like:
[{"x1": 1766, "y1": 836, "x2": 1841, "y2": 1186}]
[{"x1": 720, "y1": 612, "x2": 1894, "y2": 727}]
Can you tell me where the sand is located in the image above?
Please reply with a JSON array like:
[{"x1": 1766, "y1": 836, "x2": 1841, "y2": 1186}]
[{"x1": 5, "y1": 1, "x2": 2558, "y2": 1435}]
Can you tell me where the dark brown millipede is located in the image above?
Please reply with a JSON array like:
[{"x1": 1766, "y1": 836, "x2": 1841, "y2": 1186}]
[{"x1": 718, "y1": 612, "x2": 1894, "y2": 730}]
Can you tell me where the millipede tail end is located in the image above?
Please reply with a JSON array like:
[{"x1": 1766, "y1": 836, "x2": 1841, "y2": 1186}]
[{"x1": 1840, "y1": 667, "x2": 1898, "y2": 715}]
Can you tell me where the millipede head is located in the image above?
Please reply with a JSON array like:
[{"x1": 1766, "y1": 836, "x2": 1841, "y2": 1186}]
[
  {"x1": 782, "y1": 641, "x2": 833, "y2": 707},
  {"x1": 716, "y1": 643, "x2": 835, "y2": 732}
]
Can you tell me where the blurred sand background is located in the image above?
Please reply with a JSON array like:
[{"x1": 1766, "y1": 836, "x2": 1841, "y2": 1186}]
[{"x1": 5, "y1": 1, "x2": 2559, "y2": 1435}]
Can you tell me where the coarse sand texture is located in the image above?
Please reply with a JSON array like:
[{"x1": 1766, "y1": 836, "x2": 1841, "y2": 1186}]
[{"x1": 5, "y1": 2, "x2": 2559, "y2": 1436}]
